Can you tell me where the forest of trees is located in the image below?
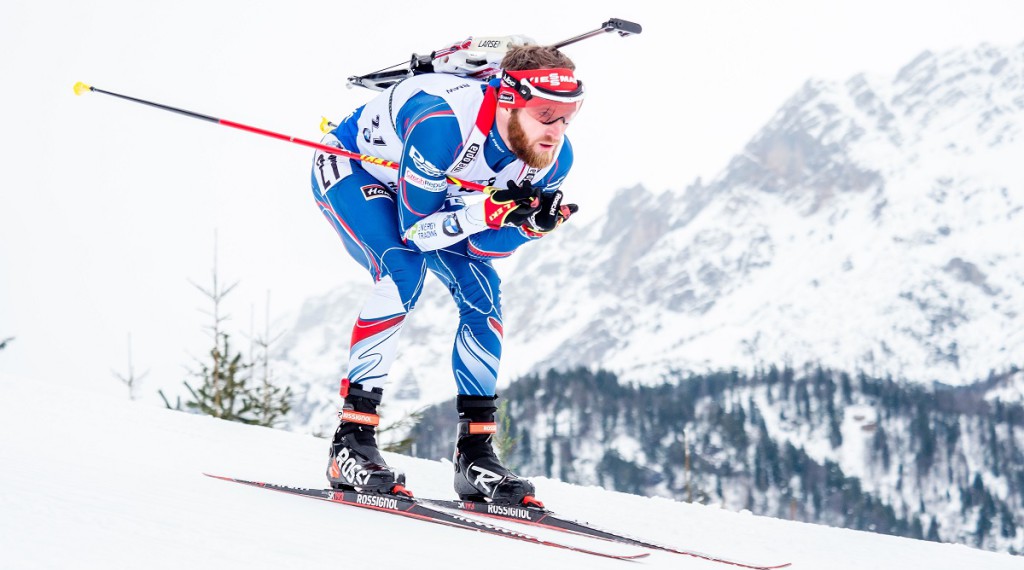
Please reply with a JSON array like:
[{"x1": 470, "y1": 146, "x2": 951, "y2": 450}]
[{"x1": 408, "y1": 365, "x2": 1024, "y2": 553}]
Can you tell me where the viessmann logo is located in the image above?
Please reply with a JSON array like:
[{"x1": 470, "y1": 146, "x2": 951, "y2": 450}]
[{"x1": 525, "y1": 72, "x2": 576, "y2": 87}]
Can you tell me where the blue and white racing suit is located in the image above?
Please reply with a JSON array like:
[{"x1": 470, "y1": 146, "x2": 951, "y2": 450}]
[{"x1": 310, "y1": 74, "x2": 573, "y2": 397}]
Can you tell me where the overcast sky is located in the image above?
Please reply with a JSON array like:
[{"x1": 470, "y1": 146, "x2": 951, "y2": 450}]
[{"x1": 2, "y1": 0, "x2": 1023, "y2": 397}]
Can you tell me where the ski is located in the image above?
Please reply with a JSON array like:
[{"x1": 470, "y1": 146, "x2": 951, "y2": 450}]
[
  {"x1": 203, "y1": 474, "x2": 648, "y2": 561},
  {"x1": 423, "y1": 498, "x2": 791, "y2": 570}
]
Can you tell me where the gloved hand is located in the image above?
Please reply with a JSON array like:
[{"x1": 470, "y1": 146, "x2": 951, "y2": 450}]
[
  {"x1": 523, "y1": 190, "x2": 579, "y2": 234},
  {"x1": 483, "y1": 180, "x2": 541, "y2": 229}
]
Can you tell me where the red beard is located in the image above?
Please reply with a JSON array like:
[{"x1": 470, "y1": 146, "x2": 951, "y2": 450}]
[{"x1": 508, "y1": 109, "x2": 558, "y2": 169}]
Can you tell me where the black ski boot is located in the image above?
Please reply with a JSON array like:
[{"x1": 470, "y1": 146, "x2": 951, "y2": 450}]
[
  {"x1": 453, "y1": 395, "x2": 542, "y2": 507},
  {"x1": 327, "y1": 379, "x2": 410, "y2": 496}
]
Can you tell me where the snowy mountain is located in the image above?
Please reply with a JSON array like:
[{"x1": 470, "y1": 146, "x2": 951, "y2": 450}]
[
  {"x1": 4, "y1": 371, "x2": 1024, "y2": 570},
  {"x1": 272, "y1": 40, "x2": 1024, "y2": 435},
  {"x1": 507, "y1": 40, "x2": 1024, "y2": 386}
]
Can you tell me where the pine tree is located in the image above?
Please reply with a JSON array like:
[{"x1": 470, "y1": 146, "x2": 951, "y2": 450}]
[
  {"x1": 871, "y1": 418, "x2": 891, "y2": 470},
  {"x1": 184, "y1": 331, "x2": 256, "y2": 422},
  {"x1": 112, "y1": 333, "x2": 148, "y2": 401},
  {"x1": 174, "y1": 239, "x2": 258, "y2": 422},
  {"x1": 926, "y1": 516, "x2": 941, "y2": 542},
  {"x1": 543, "y1": 439, "x2": 554, "y2": 478},
  {"x1": 163, "y1": 236, "x2": 292, "y2": 426},
  {"x1": 828, "y1": 408, "x2": 843, "y2": 449},
  {"x1": 998, "y1": 502, "x2": 1017, "y2": 539},
  {"x1": 494, "y1": 400, "x2": 520, "y2": 467},
  {"x1": 245, "y1": 293, "x2": 292, "y2": 428},
  {"x1": 840, "y1": 372, "x2": 853, "y2": 404},
  {"x1": 912, "y1": 404, "x2": 937, "y2": 474}
]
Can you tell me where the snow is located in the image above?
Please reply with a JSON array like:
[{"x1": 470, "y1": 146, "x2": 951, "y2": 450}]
[
  {"x1": 987, "y1": 371, "x2": 1024, "y2": 404},
  {"x1": 837, "y1": 404, "x2": 875, "y2": 480},
  {"x1": 2, "y1": 372, "x2": 1022, "y2": 570}
]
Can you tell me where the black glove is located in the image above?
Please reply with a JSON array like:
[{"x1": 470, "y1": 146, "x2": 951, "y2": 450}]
[
  {"x1": 483, "y1": 180, "x2": 540, "y2": 229},
  {"x1": 525, "y1": 190, "x2": 579, "y2": 234}
]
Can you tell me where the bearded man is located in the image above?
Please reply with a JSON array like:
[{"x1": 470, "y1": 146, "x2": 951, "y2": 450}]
[{"x1": 310, "y1": 43, "x2": 582, "y2": 506}]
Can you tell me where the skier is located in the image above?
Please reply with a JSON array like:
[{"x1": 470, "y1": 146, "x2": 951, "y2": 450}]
[{"x1": 311, "y1": 40, "x2": 583, "y2": 506}]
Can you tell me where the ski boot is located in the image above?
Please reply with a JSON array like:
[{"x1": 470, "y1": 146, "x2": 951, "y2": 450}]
[
  {"x1": 327, "y1": 379, "x2": 410, "y2": 497},
  {"x1": 453, "y1": 395, "x2": 542, "y2": 507}
]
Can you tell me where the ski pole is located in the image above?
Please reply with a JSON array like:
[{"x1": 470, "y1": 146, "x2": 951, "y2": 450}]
[{"x1": 72, "y1": 81, "x2": 496, "y2": 194}]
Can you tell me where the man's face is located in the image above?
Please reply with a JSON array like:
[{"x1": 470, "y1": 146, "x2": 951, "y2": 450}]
[{"x1": 507, "y1": 108, "x2": 569, "y2": 169}]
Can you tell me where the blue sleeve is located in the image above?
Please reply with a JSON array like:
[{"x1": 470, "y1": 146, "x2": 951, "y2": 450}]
[
  {"x1": 394, "y1": 92, "x2": 463, "y2": 234},
  {"x1": 467, "y1": 226, "x2": 535, "y2": 259},
  {"x1": 466, "y1": 138, "x2": 574, "y2": 260}
]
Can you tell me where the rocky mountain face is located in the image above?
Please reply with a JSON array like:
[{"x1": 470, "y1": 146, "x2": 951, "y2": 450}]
[{"x1": 506, "y1": 41, "x2": 1024, "y2": 386}]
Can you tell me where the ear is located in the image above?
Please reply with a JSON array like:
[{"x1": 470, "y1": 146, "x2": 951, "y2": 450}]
[{"x1": 495, "y1": 105, "x2": 513, "y2": 133}]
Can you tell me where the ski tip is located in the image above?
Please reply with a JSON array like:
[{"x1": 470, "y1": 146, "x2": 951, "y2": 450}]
[
  {"x1": 73, "y1": 81, "x2": 92, "y2": 96},
  {"x1": 202, "y1": 473, "x2": 233, "y2": 482}
]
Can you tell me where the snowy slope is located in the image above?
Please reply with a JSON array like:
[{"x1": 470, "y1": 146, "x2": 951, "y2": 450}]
[{"x1": 2, "y1": 373, "x2": 1021, "y2": 570}]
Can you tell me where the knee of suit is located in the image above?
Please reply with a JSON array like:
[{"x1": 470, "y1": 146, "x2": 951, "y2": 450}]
[
  {"x1": 454, "y1": 280, "x2": 503, "y2": 320},
  {"x1": 458, "y1": 314, "x2": 505, "y2": 349},
  {"x1": 379, "y1": 251, "x2": 427, "y2": 308}
]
